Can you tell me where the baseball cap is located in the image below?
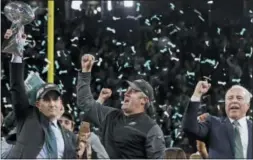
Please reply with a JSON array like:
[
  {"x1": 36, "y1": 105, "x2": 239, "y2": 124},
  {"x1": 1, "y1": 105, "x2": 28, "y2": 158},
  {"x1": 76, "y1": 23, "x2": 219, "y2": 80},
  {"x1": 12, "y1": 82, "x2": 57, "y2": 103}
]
[
  {"x1": 126, "y1": 79, "x2": 154, "y2": 101},
  {"x1": 36, "y1": 83, "x2": 61, "y2": 100}
]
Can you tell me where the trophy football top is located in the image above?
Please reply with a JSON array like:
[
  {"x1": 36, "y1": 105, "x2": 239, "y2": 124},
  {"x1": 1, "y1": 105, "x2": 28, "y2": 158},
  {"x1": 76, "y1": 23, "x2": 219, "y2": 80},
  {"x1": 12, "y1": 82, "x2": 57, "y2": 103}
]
[{"x1": 4, "y1": 1, "x2": 35, "y2": 25}]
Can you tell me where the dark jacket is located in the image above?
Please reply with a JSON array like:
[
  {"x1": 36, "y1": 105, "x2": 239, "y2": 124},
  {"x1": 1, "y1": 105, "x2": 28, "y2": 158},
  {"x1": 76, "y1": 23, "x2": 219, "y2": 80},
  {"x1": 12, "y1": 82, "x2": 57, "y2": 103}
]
[
  {"x1": 77, "y1": 72, "x2": 166, "y2": 159},
  {"x1": 182, "y1": 101, "x2": 252, "y2": 159},
  {"x1": 7, "y1": 62, "x2": 77, "y2": 159}
]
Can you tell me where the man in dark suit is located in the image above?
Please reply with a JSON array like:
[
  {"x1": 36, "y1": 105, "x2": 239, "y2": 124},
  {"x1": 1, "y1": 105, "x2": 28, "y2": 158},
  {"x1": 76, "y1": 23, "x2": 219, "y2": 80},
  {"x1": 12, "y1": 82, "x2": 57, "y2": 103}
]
[
  {"x1": 183, "y1": 81, "x2": 252, "y2": 159},
  {"x1": 4, "y1": 29, "x2": 77, "y2": 159}
]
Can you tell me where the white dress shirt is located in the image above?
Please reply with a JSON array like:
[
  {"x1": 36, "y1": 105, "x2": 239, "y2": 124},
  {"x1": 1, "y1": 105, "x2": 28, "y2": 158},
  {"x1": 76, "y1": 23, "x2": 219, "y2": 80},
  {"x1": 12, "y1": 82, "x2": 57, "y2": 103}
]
[{"x1": 229, "y1": 116, "x2": 248, "y2": 158}]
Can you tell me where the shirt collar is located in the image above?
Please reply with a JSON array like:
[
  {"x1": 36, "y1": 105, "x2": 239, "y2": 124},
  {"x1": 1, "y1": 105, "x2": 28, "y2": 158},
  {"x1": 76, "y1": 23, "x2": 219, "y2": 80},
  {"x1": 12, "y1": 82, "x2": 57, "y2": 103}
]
[
  {"x1": 51, "y1": 119, "x2": 58, "y2": 127},
  {"x1": 229, "y1": 116, "x2": 247, "y2": 127}
]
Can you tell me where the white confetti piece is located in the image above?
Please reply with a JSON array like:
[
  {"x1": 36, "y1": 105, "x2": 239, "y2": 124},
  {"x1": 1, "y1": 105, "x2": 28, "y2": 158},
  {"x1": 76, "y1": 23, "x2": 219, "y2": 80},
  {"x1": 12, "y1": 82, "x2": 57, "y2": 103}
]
[
  {"x1": 217, "y1": 28, "x2": 221, "y2": 34},
  {"x1": 106, "y1": 27, "x2": 116, "y2": 34},
  {"x1": 245, "y1": 47, "x2": 252, "y2": 57},
  {"x1": 218, "y1": 81, "x2": 226, "y2": 86},
  {"x1": 167, "y1": 41, "x2": 176, "y2": 48},
  {"x1": 145, "y1": 19, "x2": 151, "y2": 26},
  {"x1": 6, "y1": 83, "x2": 10, "y2": 90},
  {"x1": 131, "y1": 46, "x2": 136, "y2": 53},
  {"x1": 198, "y1": 15, "x2": 205, "y2": 22},
  {"x1": 71, "y1": 37, "x2": 79, "y2": 42},
  {"x1": 3, "y1": 97, "x2": 7, "y2": 103},
  {"x1": 194, "y1": 9, "x2": 201, "y2": 15},
  {"x1": 4, "y1": 104, "x2": 12, "y2": 108},
  {"x1": 171, "y1": 57, "x2": 179, "y2": 61},
  {"x1": 186, "y1": 71, "x2": 195, "y2": 76},
  {"x1": 152, "y1": 38, "x2": 158, "y2": 41},
  {"x1": 59, "y1": 70, "x2": 68, "y2": 75},
  {"x1": 97, "y1": 58, "x2": 103, "y2": 66},
  {"x1": 44, "y1": 58, "x2": 51, "y2": 64},
  {"x1": 169, "y1": 3, "x2": 175, "y2": 10},
  {"x1": 66, "y1": 104, "x2": 73, "y2": 112},
  {"x1": 57, "y1": 51, "x2": 61, "y2": 57},
  {"x1": 179, "y1": 10, "x2": 184, "y2": 14},
  {"x1": 118, "y1": 74, "x2": 123, "y2": 79},
  {"x1": 169, "y1": 29, "x2": 178, "y2": 35},
  {"x1": 151, "y1": 15, "x2": 160, "y2": 21}
]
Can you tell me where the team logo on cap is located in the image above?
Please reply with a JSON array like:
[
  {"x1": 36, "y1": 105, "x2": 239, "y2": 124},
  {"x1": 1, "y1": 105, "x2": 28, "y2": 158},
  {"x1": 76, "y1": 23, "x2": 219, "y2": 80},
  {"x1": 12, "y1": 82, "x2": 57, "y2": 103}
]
[{"x1": 36, "y1": 87, "x2": 44, "y2": 99}]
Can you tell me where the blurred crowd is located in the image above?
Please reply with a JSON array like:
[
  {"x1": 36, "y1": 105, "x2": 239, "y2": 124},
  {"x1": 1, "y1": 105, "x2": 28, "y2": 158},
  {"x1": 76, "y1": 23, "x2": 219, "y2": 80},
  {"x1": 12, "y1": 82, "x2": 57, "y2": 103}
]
[{"x1": 1, "y1": 0, "x2": 253, "y2": 156}]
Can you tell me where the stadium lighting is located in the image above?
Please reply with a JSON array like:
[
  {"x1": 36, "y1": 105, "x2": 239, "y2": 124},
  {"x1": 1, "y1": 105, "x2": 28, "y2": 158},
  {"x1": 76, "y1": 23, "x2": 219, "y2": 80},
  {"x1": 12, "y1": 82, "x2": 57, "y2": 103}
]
[
  {"x1": 97, "y1": 6, "x2": 101, "y2": 12},
  {"x1": 71, "y1": 1, "x2": 83, "y2": 11},
  {"x1": 207, "y1": 0, "x2": 213, "y2": 4},
  {"x1": 124, "y1": 1, "x2": 134, "y2": 8}
]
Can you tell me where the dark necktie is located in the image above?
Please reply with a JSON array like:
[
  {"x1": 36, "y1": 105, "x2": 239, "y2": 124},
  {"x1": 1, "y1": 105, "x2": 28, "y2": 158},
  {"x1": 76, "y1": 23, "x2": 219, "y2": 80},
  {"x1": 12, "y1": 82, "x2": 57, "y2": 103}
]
[
  {"x1": 45, "y1": 122, "x2": 58, "y2": 159},
  {"x1": 233, "y1": 121, "x2": 244, "y2": 158}
]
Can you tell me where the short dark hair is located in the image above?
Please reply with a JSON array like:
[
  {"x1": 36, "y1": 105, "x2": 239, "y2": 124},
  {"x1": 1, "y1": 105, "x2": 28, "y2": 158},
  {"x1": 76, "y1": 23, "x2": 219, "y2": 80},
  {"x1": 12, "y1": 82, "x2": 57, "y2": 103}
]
[{"x1": 62, "y1": 112, "x2": 73, "y2": 121}]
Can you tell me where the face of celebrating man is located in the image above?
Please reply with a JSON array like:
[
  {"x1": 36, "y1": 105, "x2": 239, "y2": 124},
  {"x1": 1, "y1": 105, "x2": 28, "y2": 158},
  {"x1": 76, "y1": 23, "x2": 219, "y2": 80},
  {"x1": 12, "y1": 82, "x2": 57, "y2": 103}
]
[
  {"x1": 122, "y1": 87, "x2": 148, "y2": 115},
  {"x1": 36, "y1": 91, "x2": 63, "y2": 120},
  {"x1": 225, "y1": 87, "x2": 250, "y2": 120}
]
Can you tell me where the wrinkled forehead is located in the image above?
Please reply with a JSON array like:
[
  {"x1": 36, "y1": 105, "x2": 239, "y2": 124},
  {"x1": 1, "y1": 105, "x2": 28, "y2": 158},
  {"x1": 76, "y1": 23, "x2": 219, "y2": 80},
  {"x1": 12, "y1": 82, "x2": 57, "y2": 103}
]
[{"x1": 226, "y1": 87, "x2": 246, "y2": 97}]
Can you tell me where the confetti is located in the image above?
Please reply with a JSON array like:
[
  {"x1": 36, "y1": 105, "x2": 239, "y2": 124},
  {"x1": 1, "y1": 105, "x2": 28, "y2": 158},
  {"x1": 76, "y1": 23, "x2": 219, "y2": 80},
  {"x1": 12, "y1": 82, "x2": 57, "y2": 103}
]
[{"x1": 106, "y1": 27, "x2": 116, "y2": 34}]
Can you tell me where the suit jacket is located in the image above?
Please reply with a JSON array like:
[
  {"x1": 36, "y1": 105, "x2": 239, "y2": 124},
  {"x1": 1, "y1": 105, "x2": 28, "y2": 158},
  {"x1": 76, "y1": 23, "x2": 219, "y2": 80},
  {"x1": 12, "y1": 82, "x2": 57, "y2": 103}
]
[
  {"x1": 6, "y1": 63, "x2": 77, "y2": 159},
  {"x1": 182, "y1": 102, "x2": 252, "y2": 159}
]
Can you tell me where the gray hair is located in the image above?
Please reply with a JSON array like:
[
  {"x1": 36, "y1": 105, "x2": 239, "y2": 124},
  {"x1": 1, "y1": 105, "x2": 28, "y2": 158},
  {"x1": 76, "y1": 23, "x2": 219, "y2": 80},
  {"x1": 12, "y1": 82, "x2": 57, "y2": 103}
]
[{"x1": 226, "y1": 85, "x2": 252, "y2": 104}]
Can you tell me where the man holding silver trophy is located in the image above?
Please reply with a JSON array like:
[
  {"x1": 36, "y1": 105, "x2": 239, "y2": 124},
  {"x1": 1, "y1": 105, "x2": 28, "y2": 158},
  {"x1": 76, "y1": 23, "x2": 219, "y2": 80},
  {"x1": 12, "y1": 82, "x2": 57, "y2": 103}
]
[
  {"x1": 2, "y1": 1, "x2": 35, "y2": 56},
  {"x1": 2, "y1": 1, "x2": 77, "y2": 159}
]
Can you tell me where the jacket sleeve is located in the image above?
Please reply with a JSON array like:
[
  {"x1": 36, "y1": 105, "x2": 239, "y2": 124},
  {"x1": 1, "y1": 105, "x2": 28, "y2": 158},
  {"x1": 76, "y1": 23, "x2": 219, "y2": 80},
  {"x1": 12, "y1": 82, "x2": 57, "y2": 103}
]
[
  {"x1": 182, "y1": 101, "x2": 211, "y2": 140},
  {"x1": 9, "y1": 62, "x2": 30, "y2": 119},
  {"x1": 77, "y1": 72, "x2": 115, "y2": 127},
  {"x1": 145, "y1": 125, "x2": 166, "y2": 159},
  {"x1": 88, "y1": 132, "x2": 110, "y2": 159}
]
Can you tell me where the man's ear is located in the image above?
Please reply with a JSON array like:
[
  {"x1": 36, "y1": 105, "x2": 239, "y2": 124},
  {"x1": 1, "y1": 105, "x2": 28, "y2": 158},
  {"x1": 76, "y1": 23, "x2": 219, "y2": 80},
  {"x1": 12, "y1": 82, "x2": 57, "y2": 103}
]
[
  {"x1": 35, "y1": 101, "x2": 40, "y2": 108},
  {"x1": 141, "y1": 97, "x2": 149, "y2": 106}
]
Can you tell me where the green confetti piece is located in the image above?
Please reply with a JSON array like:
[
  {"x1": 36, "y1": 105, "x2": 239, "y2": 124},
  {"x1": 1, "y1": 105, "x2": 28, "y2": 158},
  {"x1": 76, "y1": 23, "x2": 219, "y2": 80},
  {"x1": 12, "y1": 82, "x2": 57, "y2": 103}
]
[
  {"x1": 145, "y1": 19, "x2": 151, "y2": 26},
  {"x1": 72, "y1": 77, "x2": 76, "y2": 85},
  {"x1": 217, "y1": 27, "x2": 221, "y2": 34},
  {"x1": 240, "y1": 28, "x2": 246, "y2": 35},
  {"x1": 151, "y1": 15, "x2": 160, "y2": 21},
  {"x1": 144, "y1": 60, "x2": 151, "y2": 70},
  {"x1": 245, "y1": 47, "x2": 252, "y2": 57},
  {"x1": 124, "y1": 62, "x2": 129, "y2": 68},
  {"x1": 232, "y1": 79, "x2": 241, "y2": 83},
  {"x1": 55, "y1": 61, "x2": 59, "y2": 69},
  {"x1": 136, "y1": 2, "x2": 140, "y2": 12}
]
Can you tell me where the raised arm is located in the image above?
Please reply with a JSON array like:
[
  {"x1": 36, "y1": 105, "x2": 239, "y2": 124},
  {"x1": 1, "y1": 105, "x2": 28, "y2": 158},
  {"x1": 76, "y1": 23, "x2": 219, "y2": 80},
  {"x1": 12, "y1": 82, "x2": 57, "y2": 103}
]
[
  {"x1": 182, "y1": 81, "x2": 212, "y2": 140},
  {"x1": 6, "y1": 29, "x2": 30, "y2": 120},
  {"x1": 77, "y1": 54, "x2": 115, "y2": 127}
]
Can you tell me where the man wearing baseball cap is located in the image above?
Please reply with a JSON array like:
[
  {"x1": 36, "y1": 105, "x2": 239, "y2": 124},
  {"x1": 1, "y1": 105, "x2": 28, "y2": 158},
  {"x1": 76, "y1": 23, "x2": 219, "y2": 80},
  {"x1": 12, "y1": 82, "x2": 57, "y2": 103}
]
[
  {"x1": 77, "y1": 54, "x2": 166, "y2": 159},
  {"x1": 5, "y1": 29, "x2": 76, "y2": 159}
]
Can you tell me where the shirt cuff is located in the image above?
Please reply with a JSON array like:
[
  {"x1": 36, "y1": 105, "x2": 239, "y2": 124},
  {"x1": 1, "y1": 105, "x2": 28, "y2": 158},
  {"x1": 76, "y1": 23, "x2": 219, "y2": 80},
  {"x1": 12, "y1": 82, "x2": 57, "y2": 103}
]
[
  {"x1": 11, "y1": 55, "x2": 22, "y2": 63},
  {"x1": 191, "y1": 96, "x2": 201, "y2": 102}
]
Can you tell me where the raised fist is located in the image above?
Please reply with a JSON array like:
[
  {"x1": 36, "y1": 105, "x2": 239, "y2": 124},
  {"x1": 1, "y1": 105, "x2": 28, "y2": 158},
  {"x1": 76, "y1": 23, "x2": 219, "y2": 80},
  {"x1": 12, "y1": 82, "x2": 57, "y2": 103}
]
[
  {"x1": 81, "y1": 54, "x2": 95, "y2": 72},
  {"x1": 193, "y1": 81, "x2": 211, "y2": 97},
  {"x1": 97, "y1": 88, "x2": 112, "y2": 104}
]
